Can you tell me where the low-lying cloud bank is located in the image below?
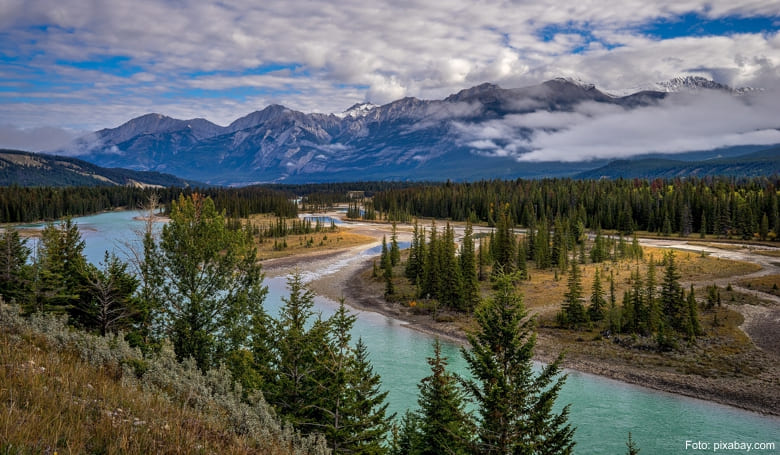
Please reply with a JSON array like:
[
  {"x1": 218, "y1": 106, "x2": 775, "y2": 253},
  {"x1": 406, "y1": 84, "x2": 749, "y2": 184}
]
[{"x1": 455, "y1": 89, "x2": 780, "y2": 162}]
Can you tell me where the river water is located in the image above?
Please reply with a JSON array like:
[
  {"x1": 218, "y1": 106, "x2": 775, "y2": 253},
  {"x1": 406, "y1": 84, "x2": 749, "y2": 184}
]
[{"x1": 38, "y1": 211, "x2": 779, "y2": 454}]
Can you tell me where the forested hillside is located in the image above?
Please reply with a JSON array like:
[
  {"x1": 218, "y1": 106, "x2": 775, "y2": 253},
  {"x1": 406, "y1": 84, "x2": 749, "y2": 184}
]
[{"x1": 0, "y1": 149, "x2": 198, "y2": 187}]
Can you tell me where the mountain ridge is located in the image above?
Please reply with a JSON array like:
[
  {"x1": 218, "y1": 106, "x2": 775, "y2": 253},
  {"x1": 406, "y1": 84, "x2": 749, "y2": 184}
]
[{"x1": 56, "y1": 77, "x2": 773, "y2": 185}]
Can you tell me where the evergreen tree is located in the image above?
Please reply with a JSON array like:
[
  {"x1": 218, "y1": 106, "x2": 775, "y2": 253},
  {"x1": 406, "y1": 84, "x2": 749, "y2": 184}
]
[
  {"x1": 699, "y1": 212, "x2": 707, "y2": 239},
  {"x1": 493, "y1": 204, "x2": 517, "y2": 274},
  {"x1": 462, "y1": 272, "x2": 575, "y2": 454},
  {"x1": 608, "y1": 271, "x2": 621, "y2": 333},
  {"x1": 660, "y1": 251, "x2": 687, "y2": 334},
  {"x1": 442, "y1": 223, "x2": 463, "y2": 308},
  {"x1": 759, "y1": 213, "x2": 769, "y2": 241},
  {"x1": 560, "y1": 260, "x2": 587, "y2": 328},
  {"x1": 391, "y1": 411, "x2": 422, "y2": 455},
  {"x1": 588, "y1": 268, "x2": 606, "y2": 322},
  {"x1": 268, "y1": 272, "x2": 327, "y2": 430},
  {"x1": 423, "y1": 221, "x2": 441, "y2": 299},
  {"x1": 78, "y1": 252, "x2": 140, "y2": 336},
  {"x1": 382, "y1": 235, "x2": 394, "y2": 296},
  {"x1": 315, "y1": 303, "x2": 392, "y2": 454},
  {"x1": 535, "y1": 218, "x2": 551, "y2": 269},
  {"x1": 406, "y1": 220, "x2": 423, "y2": 281},
  {"x1": 390, "y1": 222, "x2": 401, "y2": 266},
  {"x1": 31, "y1": 218, "x2": 87, "y2": 315},
  {"x1": 156, "y1": 193, "x2": 268, "y2": 370},
  {"x1": 645, "y1": 257, "x2": 659, "y2": 332},
  {"x1": 626, "y1": 432, "x2": 640, "y2": 455},
  {"x1": 460, "y1": 221, "x2": 480, "y2": 312},
  {"x1": 0, "y1": 228, "x2": 31, "y2": 305},
  {"x1": 346, "y1": 339, "x2": 393, "y2": 454},
  {"x1": 686, "y1": 285, "x2": 702, "y2": 341},
  {"x1": 416, "y1": 340, "x2": 473, "y2": 455}
]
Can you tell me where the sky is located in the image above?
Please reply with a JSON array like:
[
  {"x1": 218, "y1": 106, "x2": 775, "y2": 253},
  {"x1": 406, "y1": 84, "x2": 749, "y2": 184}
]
[{"x1": 1, "y1": 0, "x2": 779, "y2": 158}]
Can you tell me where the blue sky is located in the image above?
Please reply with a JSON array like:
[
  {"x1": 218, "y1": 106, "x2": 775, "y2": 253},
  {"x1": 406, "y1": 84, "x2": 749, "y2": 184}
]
[{"x1": 0, "y1": 0, "x2": 779, "y2": 152}]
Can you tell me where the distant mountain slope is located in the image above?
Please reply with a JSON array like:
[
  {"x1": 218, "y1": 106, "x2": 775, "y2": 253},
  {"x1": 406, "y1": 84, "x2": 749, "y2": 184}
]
[
  {"x1": 575, "y1": 147, "x2": 780, "y2": 179},
  {"x1": 57, "y1": 77, "x2": 774, "y2": 184},
  {"x1": 0, "y1": 149, "x2": 197, "y2": 187}
]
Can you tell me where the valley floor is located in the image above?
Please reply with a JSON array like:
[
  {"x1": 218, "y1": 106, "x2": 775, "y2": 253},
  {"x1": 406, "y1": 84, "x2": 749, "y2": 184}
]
[{"x1": 263, "y1": 212, "x2": 780, "y2": 417}]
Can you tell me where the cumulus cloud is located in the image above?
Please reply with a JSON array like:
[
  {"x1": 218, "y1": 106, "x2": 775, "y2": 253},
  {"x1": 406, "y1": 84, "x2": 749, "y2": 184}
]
[
  {"x1": 0, "y1": 0, "x2": 779, "y2": 138},
  {"x1": 455, "y1": 89, "x2": 780, "y2": 162}
]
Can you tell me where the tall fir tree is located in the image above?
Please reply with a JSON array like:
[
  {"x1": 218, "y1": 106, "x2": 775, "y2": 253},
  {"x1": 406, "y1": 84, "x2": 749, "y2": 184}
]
[
  {"x1": 493, "y1": 204, "x2": 517, "y2": 274},
  {"x1": 462, "y1": 272, "x2": 575, "y2": 454},
  {"x1": 0, "y1": 228, "x2": 31, "y2": 305},
  {"x1": 390, "y1": 222, "x2": 401, "y2": 266},
  {"x1": 588, "y1": 268, "x2": 606, "y2": 322},
  {"x1": 416, "y1": 340, "x2": 473, "y2": 455},
  {"x1": 460, "y1": 221, "x2": 480, "y2": 312},
  {"x1": 660, "y1": 251, "x2": 687, "y2": 334},
  {"x1": 561, "y1": 260, "x2": 587, "y2": 328}
]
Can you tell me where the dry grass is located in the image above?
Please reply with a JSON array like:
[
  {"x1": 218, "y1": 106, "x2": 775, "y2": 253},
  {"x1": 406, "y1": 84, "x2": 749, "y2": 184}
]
[
  {"x1": 0, "y1": 332, "x2": 295, "y2": 455},
  {"x1": 255, "y1": 229, "x2": 375, "y2": 260},
  {"x1": 737, "y1": 274, "x2": 780, "y2": 298}
]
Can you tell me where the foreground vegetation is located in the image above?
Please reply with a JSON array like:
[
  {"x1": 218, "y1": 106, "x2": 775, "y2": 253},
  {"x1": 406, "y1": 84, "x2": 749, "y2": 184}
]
[{"x1": 1, "y1": 192, "x2": 585, "y2": 454}]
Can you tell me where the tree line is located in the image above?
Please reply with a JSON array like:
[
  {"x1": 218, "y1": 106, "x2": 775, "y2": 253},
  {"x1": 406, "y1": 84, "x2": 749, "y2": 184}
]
[
  {"x1": 1, "y1": 193, "x2": 584, "y2": 454},
  {"x1": 0, "y1": 185, "x2": 297, "y2": 223},
  {"x1": 371, "y1": 177, "x2": 780, "y2": 240}
]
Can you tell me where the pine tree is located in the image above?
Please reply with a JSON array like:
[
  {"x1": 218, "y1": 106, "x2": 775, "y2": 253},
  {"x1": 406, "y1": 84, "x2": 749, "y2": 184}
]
[
  {"x1": 382, "y1": 236, "x2": 394, "y2": 296},
  {"x1": 645, "y1": 257, "x2": 659, "y2": 332},
  {"x1": 626, "y1": 432, "x2": 640, "y2": 455},
  {"x1": 416, "y1": 340, "x2": 473, "y2": 455},
  {"x1": 462, "y1": 272, "x2": 575, "y2": 454},
  {"x1": 390, "y1": 222, "x2": 401, "y2": 266},
  {"x1": 493, "y1": 204, "x2": 517, "y2": 274},
  {"x1": 608, "y1": 271, "x2": 622, "y2": 334},
  {"x1": 460, "y1": 221, "x2": 480, "y2": 312},
  {"x1": 346, "y1": 339, "x2": 393, "y2": 454},
  {"x1": 0, "y1": 228, "x2": 31, "y2": 305},
  {"x1": 561, "y1": 260, "x2": 587, "y2": 328},
  {"x1": 315, "y1": 303, "x2": 392, "y2": 453},
  {"x1": 660, "y1": 251, "x2": 687, "y2": 334},
  {"x1": 78, "y1": 252, "x2": 140, "y2": 336},
  {"x1": 441, "y1": 223, "x2": 463, "y2": 308},
  {"x1": 31, "y1": 218, "x2": 87, "y2": 315},
  {"x1": 686, "y1": 285, "x2": 702, "y2": 341},
  {"x1": 268, "y1": 271, "x2": 327, "y2": 430},
  {"x1": 759, "y1": 213, "x2": 769, "y2": 241},
  {"x1": 588, "y1": 268, "x2": 606, "y2": 322}
]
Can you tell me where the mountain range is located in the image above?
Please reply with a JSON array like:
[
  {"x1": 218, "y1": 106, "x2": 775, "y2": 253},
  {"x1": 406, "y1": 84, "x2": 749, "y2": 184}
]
[{"x1": 57, "y1": 77, "x2": 777, "y2": 185}]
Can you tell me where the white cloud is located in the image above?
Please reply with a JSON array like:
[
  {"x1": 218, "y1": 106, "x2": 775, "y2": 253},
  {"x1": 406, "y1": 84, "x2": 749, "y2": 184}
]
[
  {"x1": 455, "y1": 89, "x2": 780, "y2": 162},
  {"x1": 0, "y1": 124, "x2": 81, "y2": 151},
  {"x1": 0, "y1": 0, "x2": 779, "y2": 141}
]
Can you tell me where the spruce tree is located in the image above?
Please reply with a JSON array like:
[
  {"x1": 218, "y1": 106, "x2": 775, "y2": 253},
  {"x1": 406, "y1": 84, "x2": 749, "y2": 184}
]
[
  {"x1": 0, "y1": 228, "x2": 30, "y2": 305},
  {"x1": 686, "y1": 285, "x2": 702, "y2": 341},
  {"x1": 626, "y1": 432, "x2": 640, "y2": 455},
  {"x1": 462, "y1": 272, "x2": 575, "y2": 454},
  {"x1": 588, "y1": 268, "x2": 606, "y2": 322},
  {"x1": 382, "y1": 236, "x2": 394, "y2": 296},
  {"x1": 493, "y1": 204, "x2": 517, "y2": 274},
  {"x1": 561, "y1": 260, "x2": 587, "y2": 328},
  {"x1": 268, "y1": 272, "x2": 327, "y2": 430},
  {"x1": 460, "y1": 221, "x2": 480, "y2": 312},
  {"x1": 390, "y1": 222, "x2": 401, "y2": 266},
  {"x1": 416, "y1": 340, "x2": 473, "y2": 455},
  {"x1": 442, "y1": 223, "x2": 463, "y2": 308},
  {"x1": 32, "y1": 218, "x2": 87, "y2": 315},
  {"x1": 660, "y1": 251, "x2": 687, "y2": 334},
  {"x1": 645, "y1": 257, "x2": 659, "y2": 332}
]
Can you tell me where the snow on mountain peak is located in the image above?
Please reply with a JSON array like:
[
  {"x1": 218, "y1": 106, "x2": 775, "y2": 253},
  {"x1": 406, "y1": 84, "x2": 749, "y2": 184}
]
[{"x1": 334, "y1": 102, "x2": 378, "y2": 119}]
